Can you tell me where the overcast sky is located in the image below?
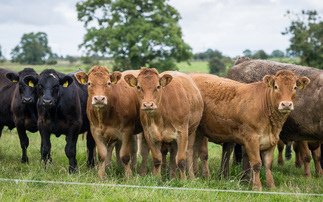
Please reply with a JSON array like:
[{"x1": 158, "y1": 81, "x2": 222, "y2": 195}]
[{"x1": 1, "y1": 0, "x2": 323, "y2": 59}]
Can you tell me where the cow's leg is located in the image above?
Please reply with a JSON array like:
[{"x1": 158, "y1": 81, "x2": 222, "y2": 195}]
[
  {"x1": 241, "y1": 146, "x2": 252, "y2": 182},
  {"x1": 86, "y1": 130, "x2": 95, "y2": 168},
  {"x1": 39, "y1": 127, "x2": 51, "y2": 168},
  {"x1": 115, "y1": 140, "x2": 122, "y2": 166},
  {"x1": 144, "y1": 130, "x2": 162, "y2": 178},
  {"x1": 285, "y1": 141, "x2": 292, "y2": 161},
  {"x1": 298, "y1": 141, "x2": 312, "y2": 178},
  {"x1": 293, "y1": 141, "x2": 302, "y2": 168},
  {"x1": 176, "y1": 129, "x2": 188, "y2": 180},
  {"x1": 16, "y1": 126, "x2": 29, "y2": 163},
  {"x1": 130, "y1": 135, "x2": 138, "y2": 170},
  {"x1": 193, "y1": 133, "x2": 200, "y2": 175},
  {"x1": 232, "y1": 144, "x2": 242, "y2": 166},
  {"x1": 309, "y1": 141, "x2": 323, "y2": 176},
  {"x1": 161, "y1": 143, "x2": 169, "y2": 169},
  {"x1": 169, "y1": 141, "x2": 177, "y2": 179},
  {"x1": 196, "y1": 135, "x2": 209, "y2": 178},
  {"x1": 321, "y1": 144, "x2": 323, "y2": 169},
  {"x1": 186, "y1": 131, "x2": 196, "y2": 180},
  {"x1": 106, "y1": 141, "x2": 116, "y2": 167},
  {"x1": 244, "y1": 137, "x2": 262, "y2": 190},
  {"x1": 261, "y1": 146, "x2": 276, "y2": 189},
  {"x1": 219, "y1": 142, "x2": 235, "y2": 179},
  {"x1": 139, "y1": 134, "x2": 149, "y2": 176},
  {"x1": 277, "y1": 139, "x2": 284, "y2": 166},
  {"x1": 65, "y1": 133, "x2": 79, "y2": 173},
  {"x1": 120, "y1": 130, "x2": 133, "y2": 178}
]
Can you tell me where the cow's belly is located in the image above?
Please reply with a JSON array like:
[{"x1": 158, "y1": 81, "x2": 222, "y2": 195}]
[{"x1": 145, "y1": 122, "x2": 177, "y2": 143}]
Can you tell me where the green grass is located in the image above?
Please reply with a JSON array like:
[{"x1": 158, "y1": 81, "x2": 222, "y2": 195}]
[
  {"x1": 177, "y1": 61, "x2": 209, "y2": 74},
  {"x1": 0, "y1": 129, "x2": 322, "y2": 201}
]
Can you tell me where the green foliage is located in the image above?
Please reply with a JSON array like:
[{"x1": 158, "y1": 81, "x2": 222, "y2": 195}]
[
  {"x1": 252, "y1": 50, "x2": 268, "y2": 59},
  {"x1": 243, "y1": 49, "x2": 252, "y2": 57},
  {"x1": 66, "y1": 55, "x2": 78, "y2": 64},
  {"x1": 76, "y1": 0, "x2": 192, "y2": 72},
  {"x1": 11, "y1": 32, "x2": 53, "y2": 65},
  {"x1": 209, "y1": 57, "x2": 226, "y2": 76},
  {"x1": 46, "y1": 59, "x2": 57, "y2": 65},
  {"x1": 283, "y1": 10, "x2": 323, "y2": 68},
  {"x1": 0, "y1": 45, "x2": 5, "y2": 63},
  {"x1": 270, "y1": 50, "x2": 285, "y2": 58}
]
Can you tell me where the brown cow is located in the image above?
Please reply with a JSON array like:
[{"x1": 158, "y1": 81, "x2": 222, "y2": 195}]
[
  {"x1": 75, "y1": 66, "x2": 142, "y2": 180},
  {"x1": 189, "y1": 71, "x2": 309, "y2": 190},
  {"x1": 124, "y1": 68, "x2": 204, "y2": 180}
]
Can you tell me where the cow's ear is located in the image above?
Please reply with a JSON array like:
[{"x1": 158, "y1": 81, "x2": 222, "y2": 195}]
[
  {"x1": 59, "y1": 75, "x2": 74, "y2": 88},
  {"x1": 124, "y1": 74, "x2": 137, "y2": 87},
  {"x1": 75, "y1": 72, "x2": 88, "y2": 85},
  {"x1": 297, "y1": 76, "x2": 310, "y2": 89},
  {"x1": 263, "y1": 75, "x2": 274, "y2": 88},
  {"x1": 160, "y1": 74, "x2": 172, "y2": 87},
  {"x1": 23, "y1": 75, "x2": 38, "y2": 88},
  {"x1": 110, "y1": 71, "x2": 122, "y2": 84},
  {"x1": 6, "y1": 72, "x2": 19, "y2": 83}
]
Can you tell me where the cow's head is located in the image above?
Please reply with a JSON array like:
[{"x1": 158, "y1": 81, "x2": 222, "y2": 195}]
[
  {"x1": 124, "y1": 67, "x2": 172, "y2": 114},
  {"x1": 6, "y1": 68, "x2": 38, "y2": 104},
  {"x1": 75, "y1": 66, "x2": 122, "y2": 108},
  {"x1": 26, "y1": 69, "x2": 73, "y2": 109},
  {"x1": 263, "y1": 70, "x2": 310, "y2": 113}
]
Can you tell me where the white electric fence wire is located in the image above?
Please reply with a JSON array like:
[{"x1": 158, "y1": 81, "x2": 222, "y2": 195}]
[{"x1": 0, "y1": 178, "x2": 322, "y2": 196}]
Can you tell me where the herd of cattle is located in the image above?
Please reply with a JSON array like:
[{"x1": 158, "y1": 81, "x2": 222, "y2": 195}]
[{"x1": 0, "y1": 57, "x2": 322, "y2": 191}]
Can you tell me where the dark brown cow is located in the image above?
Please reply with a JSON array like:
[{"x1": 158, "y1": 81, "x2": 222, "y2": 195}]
[
  {"x1": 190, "y1": 71, "x2": 309, "y2": 190},
  {"x1": 228, "y1": 57, "x2": 323, "y2": 178},
  {"x1": 124, "y1": 68, "x2": 204, "y2": 180},
  {"x1": 75, "y1": 66, "x2": 141, "y2": 180}
]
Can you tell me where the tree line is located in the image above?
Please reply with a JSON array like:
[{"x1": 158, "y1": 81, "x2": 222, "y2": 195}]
[{"x1": 0, "y1": 1, "x2": 322, "y2": 73}]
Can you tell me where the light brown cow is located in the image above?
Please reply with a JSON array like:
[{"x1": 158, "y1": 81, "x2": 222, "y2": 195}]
[
  {"x1": 124, "y1": 67, "x2": 204, "y2": 180},
  {"x1": 75, "y1": 66, "x2": 142, "y2": 180},
  {"x1": 189, "y1": 70, "x2": 309, "y2": 190}
]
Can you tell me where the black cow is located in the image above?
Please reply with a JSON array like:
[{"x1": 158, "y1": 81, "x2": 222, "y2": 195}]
[
  {"x1": 0, "y1": 68, "x2": 38, "y2": 163},
  {"x1": 24, "y1": 69, "x2": 95, "y2": 173}
]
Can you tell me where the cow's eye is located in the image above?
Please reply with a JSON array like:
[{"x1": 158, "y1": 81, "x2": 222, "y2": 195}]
[
  {"x1": 107, "y1": 82, "x2": 111, "y2": 86},
  {"x1": 88, "y1": 82, "x2": 91, "y2": 86},
  {"x1": 155, "y1": 86, "x2": 161, "y2": 92},
  {"x1": 294, "y1": 86, "x2": 297, "y2": 90},
  {"x1": 274, "y1": 85, "x2": 278, "y2": 89},
  {"x1": 137, "y1": 86, "x2": 140, "y2": 91}
]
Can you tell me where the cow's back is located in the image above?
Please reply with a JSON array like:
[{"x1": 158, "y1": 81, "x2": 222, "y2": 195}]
[{"x1": 228, "y1": 58, "x2": 322, "y2": 140}]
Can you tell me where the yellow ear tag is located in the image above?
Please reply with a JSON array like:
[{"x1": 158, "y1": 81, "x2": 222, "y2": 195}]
[
  {"x1": 130, "y1": 82, "x2": 136, "y2": 87},
  {"x1": 112, "y1": 80, "x2": 117, "y2": 84},
  {"x1": 63, "y1": 81, "x2": 68, "y2": 87},
  {"x1": 299, "y1": 85, "x2": 305, "y2": 89},
  {"x1": 81, "y1": 78, "x2": 86, "y2": 85},
  {"x1": 28, "y1": 81, "x2": 34, "y2": 87},
  {"x1": 13, "y1": 80, "x2": 18, "y2": 83}
]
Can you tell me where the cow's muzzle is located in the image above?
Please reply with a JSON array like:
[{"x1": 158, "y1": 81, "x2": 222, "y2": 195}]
[
  {"x1": 22, "y1": 97, "x2": 33, "y2": 104},
  {"x1": 41, "y1": 99, "x2": 53, "y2": 109},
  {"x1": 92, "y1": 96, "x2": 107, "y2": 108},
  {"x1": 278, "y1": 101, "x2": 294, "y2": 113},
  {"x1": 141, "y1": 102, "x2": 157, "y2": 111}
]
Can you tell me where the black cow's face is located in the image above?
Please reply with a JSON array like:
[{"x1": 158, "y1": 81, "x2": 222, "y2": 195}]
[
  {"x1": 6, "y1": 68, "x2": 38, "y2": 105},
  {"x1": 24, "y1": 70, "x2": 73, "y2": 110}
]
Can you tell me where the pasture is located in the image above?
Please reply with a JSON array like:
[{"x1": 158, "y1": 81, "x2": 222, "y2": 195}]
[{"x1": 0, "y1": 60, "x2": 322, "y2": 201}]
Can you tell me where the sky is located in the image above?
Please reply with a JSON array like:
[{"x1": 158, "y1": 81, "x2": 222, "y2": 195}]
[{"x1": 1, "y1": 0, "x2": 323, "y2": 59}]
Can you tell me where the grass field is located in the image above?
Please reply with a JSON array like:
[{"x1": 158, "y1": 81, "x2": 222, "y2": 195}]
[{"x1": 0, "y1": 59, "x2": 322, "y2": 201}]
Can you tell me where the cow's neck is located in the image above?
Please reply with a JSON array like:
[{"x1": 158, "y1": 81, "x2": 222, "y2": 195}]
[
  {"x1": 265, "y1": 89, "x2": 289, "y2": 143},
  {"x1": 93, "y1": 104, "x2": 114, "y2": 128}
]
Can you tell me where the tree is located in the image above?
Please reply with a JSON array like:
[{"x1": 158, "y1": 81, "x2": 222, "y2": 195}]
[
  {"x1": 243, "y1": 49, "x2": 252, "y2": 57},
  {"x1": 209, "y1": 57, "x2": 226, "y2": 76},
  {"x1": 66, "y1": 55, "x2": 78, "y2": 64},
  {"x1": 11, "y1": 32, "x2": 53, "y2": 65},
  {"x1": 283, "y1": 10, "x2": 323, "y2": 68},
  {"x1": 76, "y1": 0, "x2": 192, "y2": 71},
  {"x1": 0, "y1": 45, "x2": 5, "y2": 63},
  {"x1": 252, "y1": 50, "x2": 268, "y2": 59},
  {"x1": 270, "y1": 50, "x2": 285, "y2": 58}
]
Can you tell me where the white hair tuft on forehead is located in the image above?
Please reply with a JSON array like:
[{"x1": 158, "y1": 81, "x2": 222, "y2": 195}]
[{"x1": 49, "y1": 73, "x2": 56, "y2": 78}]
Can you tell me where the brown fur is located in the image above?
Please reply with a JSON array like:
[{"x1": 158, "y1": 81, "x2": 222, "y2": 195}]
[
  {"x1": 75, "y1": 66, "x2": 142, "y2": 180},
  {"x1": 190, "y1": 71, "x2": 309, "y2": 190},
  {"x1": 124, "y1": 68, "x2": 204, "y2": 180}
]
